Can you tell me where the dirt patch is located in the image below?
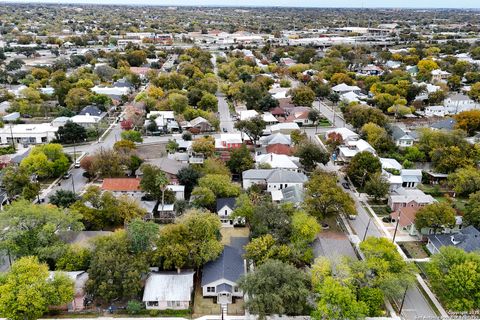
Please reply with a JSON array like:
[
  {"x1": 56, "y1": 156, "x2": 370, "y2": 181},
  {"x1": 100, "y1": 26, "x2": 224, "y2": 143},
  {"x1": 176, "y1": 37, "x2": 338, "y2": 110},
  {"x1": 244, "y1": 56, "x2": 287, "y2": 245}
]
[
  {"x1": 220, "y1": 227, "x2": 250, "y2": 245},
  {"x1": 399, "y1": 241, "x2": 430, "y2": 259},
  {"x1": 136, "y1": 142, "x2": 167, "y2": 160}
]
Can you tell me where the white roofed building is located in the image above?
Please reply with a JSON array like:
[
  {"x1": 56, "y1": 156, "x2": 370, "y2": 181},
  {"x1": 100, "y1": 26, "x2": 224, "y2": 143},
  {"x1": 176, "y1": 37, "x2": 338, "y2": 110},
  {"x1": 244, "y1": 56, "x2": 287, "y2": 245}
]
[{"x1": 142, "y1": 271, "x2": 195, "y2": 310}]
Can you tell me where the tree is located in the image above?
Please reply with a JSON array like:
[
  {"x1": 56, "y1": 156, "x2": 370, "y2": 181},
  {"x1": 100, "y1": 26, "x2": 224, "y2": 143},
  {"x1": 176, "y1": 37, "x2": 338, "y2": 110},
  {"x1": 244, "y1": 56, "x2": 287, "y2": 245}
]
[
  {"x1": 0, "y1": 200, "x2": 83, "y2": 258},
  {"x1": 126, "y1": 50, "x2": 147, "y2": 67},
  {"x1": 155, "y1": 209, "x2": 223, "y2": 271},
  {"x1": 49, "y1": 190, "x2": 78, "y2": 208},
  {"x1": 1, "y1": 165, "x2": 37, "y2": 198},
  {"x1": 121, "y1": 130, "x2": 143, "y2": 143},
  {"x1": 308, "y1": 109, "x2": 322, "y2": 133},
  {"x1": 244, "y1": 234, "x2": 292, "y2": 265},
  {"x1": 448, "y1": 166, "x2": 480, "y2": 197},
  {"x1": 239, "y1": 260, "x2": 310, "y2": 319},
  {"x1": 20, "y1": 143, "x2": 70, "y2": 179},
  {"x1": 227, "y1": 144, "x2": 254, "y2": 175},
  {"x1": 114, "y1": 139, "x2": 136, "y2": 153},
  {"x1": 55, "y1": 121, "x2": 87, "y2": 144},
  {"x1": 192, "y1": 136, "x2": 215, "y2": 157},
  {"x1": 235, "y1": 116, "x2": 266, "y2": 146},
  {"x1": 468, "y1": 82, "x2": 480, "y2": 102},
  {"x1": 343, "y1": 104, "x2": 388, "y2": 130},
  {"x1": 140, "y1": 164, "x2": 169, "y2": 206},
  {"x1": 191, "y1": 186, "x2": 216, "y2": 209},
  {"x1": 455, "y1": 110, "x2": 480, "y2": 136},
  {"x1": 414, "y1": 202, "x2": 456, "y2": 234},
  {"x1": 0, "y1": 256, "x2": 74, "y2": 320},
  {"x1": 198, "y1": 92, "x2": 218, "y2": 111},
  {"x1": 64, "y1": 87, "x2": 92, "y2": 111},
  {"x1": 126, "y1": 218, "x2": 159, "y2": 254},
  {"x1": 464, "y1": 191, "x2": 480, "y2": 229},
  {"x1": 426, "y1": 247, "x2": 480, "y2": 311},
  {"x1": 364, "y1": 173, "x2": 390, "y2": 201},
  {"x1": 55, "y1": 244, "x2": 91, "y2": 271},
  {"x1": 347, "y1": 151, "x2": 381, "y2": 187},
  {"x1": 90, "y1": 149, "x2": 125, "y2": 178},
  {"x1": 313, "y1": 277, "x2": 369, "y2": 320},
  {"x1": 167, "y1": 93, "x2": 189, "y2": 114},
  {"x1": 304, "y1": 170, "x2": 355, "y2": 219},
  {"x1": 177, "y1": 166, "x2": 201, "y2": 199},
  {"x1": 197, "y1": 174, "x2": 241, "y2": 198},
  {"x1": 289, "y1": 85, "x2": 316, "y2": 107},
  {"x1": 87, "y1": 231, "x2": 149, "y2": 303},
  {"x1": 250, "y1": 202, "x2": 293, "y2": 243},
  {"x1": 295, "y1": 142, "x2": 329, "y2": 172}
]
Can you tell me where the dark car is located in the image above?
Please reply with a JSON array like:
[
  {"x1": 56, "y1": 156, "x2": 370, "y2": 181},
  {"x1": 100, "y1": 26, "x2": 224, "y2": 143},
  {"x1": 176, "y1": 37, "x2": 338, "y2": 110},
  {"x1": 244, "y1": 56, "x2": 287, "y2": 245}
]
[
  {"x1": 342, "y1": 182, "x2": 350, "y2": 189},
  {"x1": 382, "y1": 216, "x2": 393, "y2": 223},
  {"x1": 63, "y1": 172, "x2": 72, "y2": 179},
  {"x1": 222, "y1": 128, "x2": 228, "y2": 132}
]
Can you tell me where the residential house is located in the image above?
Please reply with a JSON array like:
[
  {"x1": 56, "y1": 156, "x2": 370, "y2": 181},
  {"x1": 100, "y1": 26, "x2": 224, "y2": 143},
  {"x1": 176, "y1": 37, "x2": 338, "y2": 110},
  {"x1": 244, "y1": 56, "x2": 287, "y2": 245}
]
[
  {"x1": 215, "y1": 133, "x2": 244, "y2": 150},
  {"x1": 145, "y1": 111, "x2": 179, "y2": 133},
  {"x1": 142, "y1": 271, "x2": 195, "y2": 310},
  {"x1": 331, "y1": 83, "x2": 361, "y2": 95},
  {"x1": 255, "y1": 153, "x2": 299, "y2": 171},
  {"x1": 401, "y1": 169, "x2": 422, "y2": 188},
  {"x1": 79, "y1": 106, "x2": 104, "y2": 117},
  {"x1": 265, "y1": 144, "x2": 293, "y2": 155},
  {"x1": 268, "y1": 122, "x2": 300, "y2": 135},
  {"x1": 325, "y1": 127, "x2": 359, "y2": 143},
  {"x1": 431, "y1": 118, "x2": 457, "y2": 131},
  {"x1": 143, "y1": 158, "x2": 188, "y2": 182},
  {"x1": 390, "y1": 125, "x2": 415, "y2": 147},
  {"x1": 431, "y1": 69, "x2": 451, "y2": 82},
  {"x1": 69, "y1": 115, "x2": 103, "y2": 128},
  {"x1": 0, "y1": 123, "x2": 58, "y2": 145},
  {"x1": 424, "y1": 105, "x2": 446, "y2": 117},
  {"x1": 201, "y1": 237, "x2": 248, "y2": 305},
  {"x1": 185, "y1": 116, "x2": 213, "y2": 133},
  {"x1": 216, "y1": 198, "x2": 237, "y2": 227},
  {"x1": 285, "y1": 110, "x2": 312, "y2": 126},
  {"x1": 426, "y1": 226, "x2": 480, "y2": 254},
  {"x1": 49, "y1": 271, "x2": 88, "y2": 311},
  {"x1": 91, "y1": 85, "x2": 131, "y2": 98},
  {"x1": 242, "y1": 169, "x2": 307, "y2": 191},
  {"x1": 101, "y1": 178, "x2": 142, "y2": 196},
  {"x1": 337, "y1": 139, "x2": 375, "y2": 163},
  {"x1": 443, "y1": 93, "x2": 480, "y2": 114},
  {"x1": 389, "y1": 207, "x2": 420, "y2": 236},
  {"x1": 259, "y1": 133, "x2": 292, "y2": 147},
  {"x1": 388, "y1": 188, "x2": 436, "y2": 211}
]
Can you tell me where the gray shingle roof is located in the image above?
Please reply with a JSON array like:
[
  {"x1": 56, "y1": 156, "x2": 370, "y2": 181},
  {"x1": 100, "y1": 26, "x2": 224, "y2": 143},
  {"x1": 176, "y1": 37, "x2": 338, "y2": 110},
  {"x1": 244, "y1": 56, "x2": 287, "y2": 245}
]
[
  {"x1": 242, "y1": 169, "x2": 274, "y2": 180},
  {"x1": 431, "y1": 119, "x2": 457, "y2": 131},
  {"x1": 267, "y1": 170, "x2": 308, "y2": 184},
  {"x1": 201, "y1": 237, "x2": 248, "y2": 286},
  {"x1": 427, "y1": 226, "x2": 480, "y2": 253},
  {"x1": 216, "y1": 198, "x2": 237, "y2": 212}
]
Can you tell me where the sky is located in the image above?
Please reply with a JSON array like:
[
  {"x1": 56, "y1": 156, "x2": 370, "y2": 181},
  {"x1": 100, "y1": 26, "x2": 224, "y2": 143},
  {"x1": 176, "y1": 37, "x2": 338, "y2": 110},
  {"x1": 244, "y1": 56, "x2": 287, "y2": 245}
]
[{"x1": 4, "y1": 0, "x2": 480, "y2": 8}]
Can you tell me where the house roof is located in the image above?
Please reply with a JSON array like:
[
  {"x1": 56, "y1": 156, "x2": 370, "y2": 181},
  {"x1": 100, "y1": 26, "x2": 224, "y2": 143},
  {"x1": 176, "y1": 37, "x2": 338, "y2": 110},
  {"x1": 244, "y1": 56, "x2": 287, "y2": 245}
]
[
  {"x1": 201, "y1": 237, "x2": 249, "y2": 286},
  {"x1": 431, "y1": 118, "x2": 457, "y2": 131},
  {"x1": 102, "y1": 178, "x2": 141, "y2": 192},
  {"x1": 270, "y1": 106, "x2": 287, "y2": 116},
  {"x1": 267, "y1": 170, "x2": 308, "y2": 184},
  {"x1": 400, "y1": 169, "x2": 422, "y2": 183},
  {"x1": 266, "y1": 143, "x2": 293, "y2": 155},
  {"x1": 390, "y1": 207, "x2": 419, "y2": 228},
  {"x1": 255, "y1": 153, "x2": 298, "y2": 169},
  {"x1": 79, "y1": 106, "x2": 103, "y2": 117},
  {"x1": 58, "y1": 231, "x2": 112, "y2": 248},
  {"x1": 390, "y1": 125, "x2": 413, "y2": 141},
  {"x1": 380, "y1": 158, "x2": 402, "y2": 171},
  {"x1": 326, "y1": 127, "x2": 359, "y2": 141},
  {"x1": 260, "y1": 133, "x2": 291, "y2": 146},
  {"x1": 332, "y1": 83, "x2": 361, "y2": 92},
  {"x1": 427, "y1": 226, "x2": 480, "y2": 253},
  {"x1": 144, "y1": 157, "x2": 188, "y2": 176},
  {"x1": 216, "y1": 197, "x2": 237, "y2": 212},
  {"x1": 142, "y1": 271, "x2": 195, "y2": 302},
  {"x1": 389, "y1": 188, "x2": 436, "y2": 205},
  {"x1": 242, "y1": 169, "x2": 275, "y2": 180},
  {"x1": 281, "y1": 185, "x2": 304, "y2": 204}
]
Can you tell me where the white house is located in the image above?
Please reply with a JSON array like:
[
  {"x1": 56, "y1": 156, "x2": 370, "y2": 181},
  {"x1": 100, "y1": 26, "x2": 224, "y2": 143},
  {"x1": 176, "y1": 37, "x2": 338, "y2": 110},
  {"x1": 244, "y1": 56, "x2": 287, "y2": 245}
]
[
  {"x1": 242, "y1": 169, "x2": 307, "y2": 190},
  {"x1": 91, "y1": 85, "x2": 130, "y2": 97},
  {"x1": 425, "y1": 105, "x2": 446, "y2": 117},
  {"x1": 337, "y1": 139, "x2": 376, "y2": 163},
  {"x1": 216, "y1": 198, "x2": 237, "y2": 227},
  {"x1": 142, "y1": 271, "x2": 195, "y2": 310},
  {"x1": 400, "y1": 169, "x2": 422, "y2": 188},
  {"x1": 69, "y1": 115, "x2": 103, "y2": 128},
  {"x1": 325, "y1": 127, "x2": 359, "y2": 143},
  {"x1": 443, "y1": 93, "x2": 480, "y2": 114},
  {"x1": 268, "y1": 122, "x2": 300, "y2": 134},
  {"x1": 390, "y1": 125, "x2": 415, "y2": 147},
  {"x1": 201, "y1": 237, "x2": 248, "y2": 305},
  {"x1": 0, "y1": 123, "x2": 58, "y2": 145},
  {"x1": 332, "y1": 83, "x2": 361, "y2": 95},
  {"x1": 431, "y1": 69, "x2": 451, "y2": 82}
]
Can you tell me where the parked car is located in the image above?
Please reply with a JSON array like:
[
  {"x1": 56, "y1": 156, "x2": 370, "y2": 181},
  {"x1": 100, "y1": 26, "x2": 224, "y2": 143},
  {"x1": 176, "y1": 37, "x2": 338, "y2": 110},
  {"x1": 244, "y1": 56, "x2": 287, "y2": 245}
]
[
  {"x1": 222, "y1": 128, "x2": 228, "y2": 132},
  {"x1": 342, "y1": 182, "x2": 350, "y2": 189},
  {"x1": 321, "y1": 223, "x2": 330, "y2": 230},
  {"x1": 382, "y1": 216, "x2": 393, "y2": 223},
  {"x1": 74, "y1": 160, "x2": 81, "y2": 168},
  {"x1": 63, "y1": 172, "x2": 72, "y2": 179}
]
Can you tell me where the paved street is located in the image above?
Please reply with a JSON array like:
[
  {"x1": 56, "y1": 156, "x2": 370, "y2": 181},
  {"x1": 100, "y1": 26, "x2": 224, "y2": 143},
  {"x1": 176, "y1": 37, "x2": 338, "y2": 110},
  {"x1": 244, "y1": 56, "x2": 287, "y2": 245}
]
[{"x1": 217, "y1": 93, "x2": 236, "y2": 133}]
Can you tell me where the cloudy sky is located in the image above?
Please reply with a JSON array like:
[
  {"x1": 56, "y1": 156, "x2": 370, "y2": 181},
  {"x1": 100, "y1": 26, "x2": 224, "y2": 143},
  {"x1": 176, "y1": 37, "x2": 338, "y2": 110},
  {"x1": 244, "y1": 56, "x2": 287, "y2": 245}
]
[{"x1": 5, "y1": 0, "x2": 480, "y2": 8}]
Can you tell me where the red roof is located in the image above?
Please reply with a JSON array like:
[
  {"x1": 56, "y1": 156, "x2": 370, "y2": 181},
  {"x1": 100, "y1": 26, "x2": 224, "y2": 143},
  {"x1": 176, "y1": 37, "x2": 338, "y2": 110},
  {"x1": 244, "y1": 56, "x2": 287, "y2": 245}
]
[
  {"x1": 390, "y1": 207, "x2": 419, "y2": 228},
  {"x1": 102, "y1": 178, "x2": 141, "y2": 192},
  {"x1": 266, "y1": 143, "x2": 293, "y2": 156},
  {"x1": 271, "y1": 107, "x2": 286, "y2": 116}
]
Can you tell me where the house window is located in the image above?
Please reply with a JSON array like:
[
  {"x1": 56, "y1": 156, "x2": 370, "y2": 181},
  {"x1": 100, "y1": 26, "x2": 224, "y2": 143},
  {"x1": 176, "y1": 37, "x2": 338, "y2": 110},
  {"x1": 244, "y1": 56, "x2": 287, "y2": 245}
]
[
  {"x1": 234, "y1": 286, "x2": 239, "y2": 292},
  {"x1": 148, "y1": 301, "x2": 159, "y2": 307},
  {"x1": 225, "y1": 210, "x2": 228, "y2": 215},
  {"x1": 207, "y1": 286, "x2": 215, "y2": 293}
]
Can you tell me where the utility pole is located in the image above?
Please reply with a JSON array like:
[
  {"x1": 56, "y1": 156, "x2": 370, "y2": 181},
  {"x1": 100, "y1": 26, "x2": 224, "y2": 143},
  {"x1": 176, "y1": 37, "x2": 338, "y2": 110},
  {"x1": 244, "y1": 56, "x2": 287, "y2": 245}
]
[
  {"x1": 399, "y1": 285, "x2": 409, "y2": 315},
  {"x1": 9, "y1": 123, "x2": 14, "y2": 148},
  {"x1": 72, "y1": 142, "x2": 76, "y2": 194},
  {"x1": 362, "y1": 219, "x2": 371, "y2": 241},
  {"x1": 392, "y1": 210, "x2": 401, "y2": 243}
]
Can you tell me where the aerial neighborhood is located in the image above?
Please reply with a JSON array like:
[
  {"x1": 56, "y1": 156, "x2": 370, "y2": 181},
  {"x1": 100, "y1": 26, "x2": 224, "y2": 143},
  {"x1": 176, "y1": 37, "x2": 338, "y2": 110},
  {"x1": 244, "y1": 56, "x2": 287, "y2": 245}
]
[{"x1": 0, "y1": 3, "x2": 480, "y2": 320}]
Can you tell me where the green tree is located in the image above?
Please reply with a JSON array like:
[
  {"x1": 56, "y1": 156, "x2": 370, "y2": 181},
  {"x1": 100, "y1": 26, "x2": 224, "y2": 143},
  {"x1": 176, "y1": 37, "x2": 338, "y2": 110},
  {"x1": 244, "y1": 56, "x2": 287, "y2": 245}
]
[
  {"x1": 1, "y1": 165, "x2": 37, "y2": 198},
  {"x1": 235, "y1": 116, "x2": 266, "y2": 146},
  {"x1": 192, "y1": 136, "x2": 215, "y2": 157},
  {"x1": 227, "y1": 145, "x2": 254, "y2": 175},
  {"x1": 140, "y1": 164, "x2": 169, "y2": 206},
  {"x1": 347, "y1": 151, "x2": 381, "y2": 187},
  {"x1": 244, "y1": 234, "x2": 292, "y2": 264},
  {"x1": 426, "y1": 247, "x2": 480, "y2": 311},
  {"x1": 239, "y1": 260, "x2": 310, "y2": 319},
  {"x1": 344, "y1": 104, "x2": 388, "y2": 130},
  {"x1": 295, "y1": 142, "x2": 329, "y2": 172},
  {"x1": 308, "y1": 109, "x2": 323, "y2": 133},
  {"x1": 289, "y1": 85, "x2": 316, "y2": 107},
  {"x1": 197, "y1": 174, "x2": 241, "y2": 198},
  {"x1": 468, "y1": 82, "x2": 480, "y2": 102},
  {"x1": 87, "y1": 231, "x2": 149, "y2": 303},
  {"x1": 0, "y1": 200, "x2": 83, "y2": 258},
  {"x1": 55, "y1": 121, "x2": 87, "y2": 144},
  {"x1": 0, "y1": 256, "x2": 74, "y2": 320},
  {"x1": 304, "y1": 170, "x2": 356, "y2": 219},
  {"x1": 168, "y1": 93, "x2": 189, "y2": 114},
  {"x1": 155, "y1": 209, "x2": 223, "y2": 271},
  {"x1": 121, "y1": 130, "x2": 143, "y2": 143},
  {"x1": 126, "y1": 50, "x2": 147, "y2": 67},
  {"x1": 198, "y1": 92, "x2": 218, "y2": 111},
  {"x1": 49, "y1": 189, "x2": 78, "y2": 208},
  {"x1": 20, "y1": 143, "x2": 70, "y2": 178},
  {"x1": 464, "y1": 191, "x2": 480, "y2": 229},
  {"x1": 55, "y1": 244, "x2": 91, "y2": 271},
  {"x1": 90, "y1": 149, "x2": 125, "y2": 178},
  {"x1": 126, "y1": 219, "x2": 159, "y2": 254},
  {"x1": 313, "y1": 277, "x2": 368, "y2": 320},
  {"x1": 65, "y1": 87, "x2": 92, "y2": 111},
  {"x1": 455, "y1": 110, "x2": 480, "y2": 136},
  {"x1": 364, "y1": 173, "x2": 390, "y2": 201},
  {"x1": 177, "y1": 166, "x2": 201, "y2": 199},
  {"x1": 414, "y1": 202, "x2": 456, "y2": 234},
  {"x1": 448, "y1": 166, "x2": 480, "y2": 197}
]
